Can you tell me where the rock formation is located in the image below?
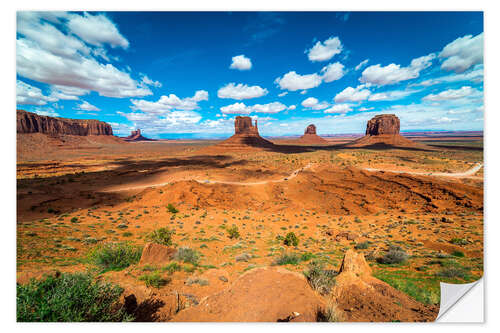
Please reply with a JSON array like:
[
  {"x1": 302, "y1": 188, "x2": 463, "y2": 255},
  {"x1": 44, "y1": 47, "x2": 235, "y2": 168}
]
[
  {"x1": 346, "y1": 114, "x2": 426, "y2": 148},
  {"x1": 366, "y1": 114, "x2": 400, "y2": 135},
  {"x1": 17, "y1": 110, "x2": 113, "y2": 136},
  {"x1": 123, "y1": 129, "x2": 155, "y2": 142},
  {"x1": 213, "y1": 116, "x2": 275, "y2": 150},
  {"x1": 298, "y1": 124, "x2": 328, "y2": 144}
]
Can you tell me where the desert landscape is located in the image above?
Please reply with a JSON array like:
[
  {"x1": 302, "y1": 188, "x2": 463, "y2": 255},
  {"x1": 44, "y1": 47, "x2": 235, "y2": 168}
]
[{"x1": 16, "y1": 110, "x2": 483, "y2": 322}]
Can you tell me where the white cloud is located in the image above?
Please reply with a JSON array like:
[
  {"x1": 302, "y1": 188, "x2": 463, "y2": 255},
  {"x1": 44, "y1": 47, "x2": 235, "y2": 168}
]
[
  {"x1": 77, "y1": 100, "x2": 101, "y2": 111},
  {"x1": 324, "y1": 104, "x2": 352, "y2": 114},
  {"x1": 422, "y1": 86, "x2": 480, "y2": 101},
  {"x1": 320, "y1": 62, "x2": 345, "y2": 83},
  {"x1": 360, "y1": 54, "x2": 435, "y2": 86},
  {"x1": 220, "y1": 101, "x2": 288, "y2": 114},
  {"x1": 274, "y1": 71, "x2": 322, "y2": 91},
  {"x1": 17, "y1": 80, "x2": 57, "y2": 105},
  {"x1": 50, "y1": 85, "x2": 89, "y2": 100},
  {"x1": 355, "y1": 59, "x2": 369, "y2": 71},
  {"x1": 334, "y1": 85, "x2": 371, "y2": 102},
  {"x1": 16, "y1": 12, "x2": 150, "y2": 98},
  {"x1": 32, "y1": 108, "x2": 60, "y2": 117},
  {"x1": 301, "y1": 97, "x2": 330, "y2": 110},
  {"x1": 288, "y1": 105, "x2": 296, "y2": 110},
  {"x1": 141, "y1": 75, "x2": 162, "y2": 88},
  {"x1": 359, "y1": 106, "x2": 374, "y2": 111},
  {"x1": 413, "y1": 65, "x2": 484, "y2": 86},
  {"x1": 439, "y1": 33, "x2": 483, "y2": 73},
  {"x1": 300, "y1": 90, "x2": 308, "y2": 95},
  {"x1": 130, "y1": 90, "x2": 209, "y2": 114},
  {"x1": 306, "y1": 36, "x2": 343, "y2": 62},
  {"x1": 67, "y1": 12, "x2": 129, "y2": 49},
  {"x1": 217, "y1": 83, "x2": 268, "y2": 100},
  {"x1": 278, "y1": 92, "x2": 288, "y2": 97},
  {"x1": 230, "y1": 55, "x2": 252, "y2": 70}
]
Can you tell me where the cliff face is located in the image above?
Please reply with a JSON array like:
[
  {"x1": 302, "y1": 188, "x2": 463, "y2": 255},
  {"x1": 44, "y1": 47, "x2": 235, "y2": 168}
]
[
  {"x1": 234, "y1": 116, "x2": 259, "y2": 135},
  {"x1": 17, "y1": 110, "x2": 113, "y2": 136},
  {"x1": 365, "y1": 114, "x2": 400, "y2": 135}
]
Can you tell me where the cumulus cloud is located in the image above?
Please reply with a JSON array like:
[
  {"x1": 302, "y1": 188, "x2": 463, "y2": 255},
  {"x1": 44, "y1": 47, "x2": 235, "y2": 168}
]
[
  {"x1": 141, "y1": 75, "x2": 162, "y2": 88},
  {"x1": 50, "y1": 85, "x2": 90, "y2": 100},
  {"x1": 306, "y1": 36, "x2": 343, "y2": 62},
  {"x1": 413, "y1": 65, "x2": 484, "y2": 86},
  {"x1": 77, "y1": 100, "x2": 101, "y2": 111},
  {"x1": 355, "y1": 59, "x2": 369, "y2": 71},
  {"x1": 230, "y1": 55, "x2": 252, "y2": 70},
  {"x1": 288, "y1": 105, "x2": 296, "y2": 110},
  {"x1": 131, "y1": 90, "x2": 209, "y2": 114},
  {"x1": 278, "y1": 92, "x2": 288, "y2": 97},
  {"x1": 220, "y1": 101, "x2": 288, "y2": 114},
  {"x1": 275, "y1": 71, "x2": 323, "y2": 91},
  {"x1": 217, "y1": 83, "x2": 268, "y2": 100},
  {"x1": 17, "y1": 80, "x2": 57, "y2": 105},
  {"x1": 439, "y1": 33, "x2": 483, "y2": 73},
  {"x1": 320, "y1": 62, "x2": 345, "y2": 83},
  {"x1": 16, "y1": 12, "x2": 151, "y2": 98},
  {"x1": 67, "y1": 12, "x2": 129, "y2": 48},
  {"x1": 324, "y1": 104, "x2": 352, "y2": 114},
  {"x1": 301, "y1": 97, "x2": 330, "y2": 110},
  {"x1": 422, "y1": 86, "x2": 480, "y2": 101},
  {"x1": 334, "y1": 85, "x2": 371, "y2": 103},
  {"x1": 32, "y1": 108, "x2": 60, "y2": 117},
  {"x1": 360, "y1": 54, "x2": 435, "y2": 86}
]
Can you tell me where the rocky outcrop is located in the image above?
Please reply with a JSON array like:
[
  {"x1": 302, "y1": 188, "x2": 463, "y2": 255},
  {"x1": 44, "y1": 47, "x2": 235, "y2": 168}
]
[
  {"x1": 213, "y1": 116, "x2": 275, "y2": 150},
  {"x1": 298, "y1": 124, "x2": 328, "y2": 144},
  {"x1": 139, "y1": 243, "x2": 177, "y2": 266},
  {"x1": 17, "y1": 110, "x2": 113, "y2": 136},
  {"x1": 366, "y1": 114, "x2": 400, "y2": 135},
  {"x1": 304, "y1": 124, "x2": 317, "y2": 135},
  {"x1": 124, "y1": 129, "x2": 155, "y2": 142}
]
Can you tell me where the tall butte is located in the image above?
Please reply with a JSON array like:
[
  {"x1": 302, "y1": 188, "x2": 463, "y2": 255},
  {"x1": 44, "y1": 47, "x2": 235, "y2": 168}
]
[
  {"x1": 214, "y1": 116, "x2": 274, "y2": 150},
  {"x1": 347, "y1": 114, "x2": 424, "y2": 148},
  {"x1": 297, "y1": 124, "x2": 328, "y2": 144}
]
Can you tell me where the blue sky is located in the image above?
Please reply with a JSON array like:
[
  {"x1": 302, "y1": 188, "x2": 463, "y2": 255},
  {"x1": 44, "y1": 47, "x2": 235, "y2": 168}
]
[{"x1": 16, "y1": 11, "x2": 483, "y2": 138}]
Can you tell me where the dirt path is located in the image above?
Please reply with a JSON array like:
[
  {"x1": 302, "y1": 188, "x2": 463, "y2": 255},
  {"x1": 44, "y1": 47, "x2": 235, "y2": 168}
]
[
  {"x1": 363, "y1": 162, "x2": 483, "y2": 178},
  {"x1": 103, "y1": 163, "x2": 313, "y2": 192}
]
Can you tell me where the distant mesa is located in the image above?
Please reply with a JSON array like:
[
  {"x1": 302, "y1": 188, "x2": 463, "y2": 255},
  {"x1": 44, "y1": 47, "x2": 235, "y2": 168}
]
[
  {"x1": 346, "y1": 114, "x2": 425, "y2": 148},
  {"x1": 17, "y1": 109, "x2": 113, "y2": 136},
  {"x1": 123, "y1": 129, "x2": 155, "y2": 142},
  {"x1": 298, "y1": 124, "x2": 328, "y2": 144},
  {"x1": 214, "y1": 116, "x2": 275, "y2": 150}
]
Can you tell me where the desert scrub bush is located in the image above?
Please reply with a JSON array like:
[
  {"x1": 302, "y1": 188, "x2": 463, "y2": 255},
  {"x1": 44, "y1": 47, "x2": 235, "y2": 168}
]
[
  {"x1": 70, "y1": 217, "x2": 79, "y2": 223},
  {"x1": 139, "y1": 272, "x2": 170, "y2": 288},
  {"x1": 174, "y1": 247, "x2": 200, "y2": 265},
  {"x1": 272, "y1": 252, "x2": 301, "y2": 266},
  {"x1": 17, "y1": 272, "x2": 132, "y2": 322},
  {"x1": 436, "y1": 267, "x2": 469, "y2": 279},
  {"x1": 283, "y1": 232, "x2": 299, "y2": 246},
  {"x1": 145, "y1": 227, "x2": 175, "y2": 246},
  {"x1": 304, "y1": 260, "x2": 337, "y2": 295},
  {"x1": 162, "y1": 262, "x2": 182, "y2": 274},
  {"x1": 451, "y1": 250, "x2": 465, "y2": 257},
  {"x1": 354, "y1": 241, "x2": 371, "y2": 250},
  {"x1": 450, "y1": 238, "x2": 469, "y2": 246},
  {"x1": 377, "y1": 245, "x2": 409, "y2": 265},
  {"x1": 226, "y1": 225, "x2": 240, "y2": 239},
  {"x1": 186, "y1": 277, "x2": 209, "y2": 286},
  {"x1": 316, "y1": 301, "x2": 344, "y2": 322},
  {"x1": 167, "y1": 204, "x2": 179, "y2": 214},
  {"x1": 87, "y1": 242, "x2": 142, "y2": 272}
]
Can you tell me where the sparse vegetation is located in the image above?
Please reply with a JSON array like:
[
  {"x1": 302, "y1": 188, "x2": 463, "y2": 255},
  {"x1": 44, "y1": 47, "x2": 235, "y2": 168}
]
[
  {"x1": 377, "y1": 245, "x2": 409, "y2": 265},
  {"x1": 283, "y1": 232, "x2": 299, "y2": 246},
  {"x1": 167, "y1": 204, "x2": 179, "y2": 214},
  {"x1": 145, "y1": 227, "x2": 175, "y2": 246},
  {"x1": 17, "y1": 272, "x2": 132, "y2": 322},
  {"x1": 304, "y1": 260, "x2": 336, "y2": 295},
  {"x1": 227, "y1": 225, "x2": 240, "y2": 239},
  {"x1": 174, "y1": 247, "x2": 200, "y2": 265},
  {"x1": 139, "y1": 272, "x2": 170, "y2": 288},
  {"x1": 272, "y1": 252, "x2": 301, "y2": 266},
  {"x1": 87, "y1": 242, "x2": 142, "y2": 272}
]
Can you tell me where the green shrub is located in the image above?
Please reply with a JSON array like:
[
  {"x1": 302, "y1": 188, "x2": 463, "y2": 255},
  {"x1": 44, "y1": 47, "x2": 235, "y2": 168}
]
[
  {"x1": 272, "y1": 252, "x2": 301, "y2": 266},
  {"x1": 284, "y1": 232, "x2": 299, "y2": 246},
  {"x1": 451, "y1": 250, "x2": 465, "y2": 257},
  {"x1": 354, "y1": 241, "x2": 370, "y2": 250},
  {"x1": 145, "y1": 227, "x2": 175, "y2": 246},
  {"x1": 436, "y1": 267, "x2": 469, "y2": 279},
  {"x1": 167, "y1": 204, "x2": 178, "y2": 214},
  {"x1": 87, "y1": 242, "x2": 142, "y2": 272},
  {"x1": 377, "y1": 246, "x2": 408, "y2": 265},
  {"x1": 162, "y1": 262, "x2": 182, "y2": 274},
  {"x1": 70, "y1": 217, "x2": 79, "y2": 223},
  {"x1": 450, "y1": 238, "x2": 469, "y2": 246},
  {"x1": 174, "y1": 247, "x2": 200, "y2": 265},
  {"x1": 17, "y1": 272, "x2": 132, "y2": 322},
  {"x1": 227, "y1": 225, "x2": 240, "y2": 239},
  {"x1": 138, "y1": 272, "x2": 170, "y2": 288},
  {"x1": 304, "y1": 260, "x2": 337, "y2": 295}
]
